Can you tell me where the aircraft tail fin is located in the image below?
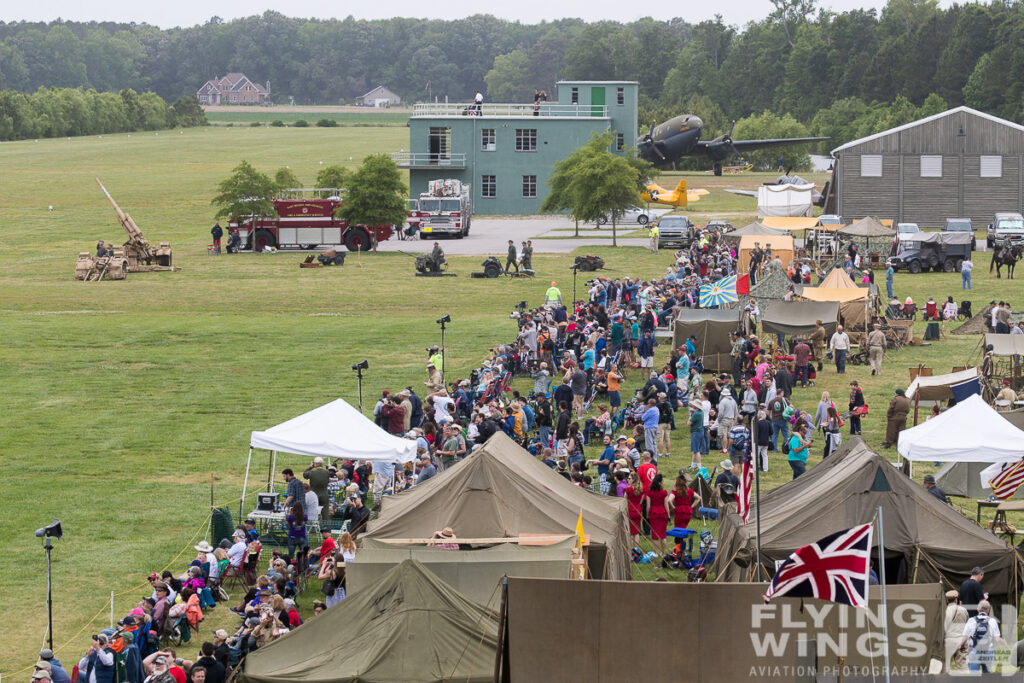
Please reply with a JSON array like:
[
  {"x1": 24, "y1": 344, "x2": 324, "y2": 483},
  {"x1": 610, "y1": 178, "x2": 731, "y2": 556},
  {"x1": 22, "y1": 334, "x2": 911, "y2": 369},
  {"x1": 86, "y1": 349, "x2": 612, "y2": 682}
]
[{"x1": 673, "y1": 178, "x2": 688, "y2": 195}]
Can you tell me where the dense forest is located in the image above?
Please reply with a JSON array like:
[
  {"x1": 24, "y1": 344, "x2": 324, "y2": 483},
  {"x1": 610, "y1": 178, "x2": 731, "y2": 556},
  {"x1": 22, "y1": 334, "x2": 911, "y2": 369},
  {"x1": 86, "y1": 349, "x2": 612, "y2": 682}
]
[{"x1": 0, "y1": 1, "x2": 1019, "y2": 147}]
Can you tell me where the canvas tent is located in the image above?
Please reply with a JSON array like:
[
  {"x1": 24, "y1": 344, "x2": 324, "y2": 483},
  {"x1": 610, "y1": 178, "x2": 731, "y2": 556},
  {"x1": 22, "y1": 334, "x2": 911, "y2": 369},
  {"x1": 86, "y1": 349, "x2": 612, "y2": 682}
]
[
  {"x1": 364, "y1": 433, "x2": 633, "y2": 580},
  {"x1": 986, "y1": 332, "x2": 1024, "y2": 357},
  {"x1": 672, "y1": 308, "x2": 740, "y2": 372},
  {"x1": 905, "y1": 367, "x2": 980, "y2": 401},
  {"x1": 719, "y1": 222, "x2": 786, "y2": 243},
  {"x1": 800, "y1": 267, "x2": 872, "y2": 332},
  {"x1": 935, "y1": 460, "x2": 1024, "y2": 499},
  {"x1": 349, "y1": 537, "x2": 575, "y2": 604},
  {"x1": 737, "y1": 234, "x2": 795, "y2": 274},
  {"x1": 897, "y1": 394, "x2": 1024, "y2": 463},
  {"x1": 757, "y1": 182, "x2": 815, "y2": 217},
  {"x1": 760, "y1": 216, "x2": 822, "y2": 231},
  {"x1": 760, "y1": 300, "x2": 839, "y2": 337},
  {"x1": 241, "y1": 398, "x2": 417, "y2": 516},
  {"x1": 714, "y1": 438, "x2": 1024, "y2": 606},
  {"x1": 237, "y1": 559, "x2": 499, "y2": 683}
]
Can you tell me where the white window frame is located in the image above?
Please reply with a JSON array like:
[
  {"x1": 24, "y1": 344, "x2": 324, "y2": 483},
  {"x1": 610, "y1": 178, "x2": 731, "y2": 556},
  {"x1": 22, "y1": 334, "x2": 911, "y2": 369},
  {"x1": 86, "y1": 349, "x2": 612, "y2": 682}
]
[
  {"x1": 482, "y1": 175, "x2": 496, "y2": 198},
  {"x1": 980, "y1": 155, "x2": 1003, "y2": 178},
  {"x1": 920, "y1": 155, "x2": 942, "y2": 178},
  {"x1": 522, "y1": 175, "x2": 537, "y2": 198},
  {"x1": 481, "y1": 128, "x2": 496, "y2": 152},
  {"x1": 860, "y1": 155, "x2": 882, "y2": 177}
]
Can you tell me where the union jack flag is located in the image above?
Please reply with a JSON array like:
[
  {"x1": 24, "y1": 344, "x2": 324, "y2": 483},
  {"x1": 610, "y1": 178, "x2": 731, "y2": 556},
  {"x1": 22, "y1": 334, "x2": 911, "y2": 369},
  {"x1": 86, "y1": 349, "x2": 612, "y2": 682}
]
[
  {"x1": 989, "y1": 458, "x2": 1024, "y2": 500},
  {"x1": 764, "y1": 523, "x2": 873, "y2": 608},
  {"x1": 736, "y1": 426, "x2": 754, "y2": 524}
]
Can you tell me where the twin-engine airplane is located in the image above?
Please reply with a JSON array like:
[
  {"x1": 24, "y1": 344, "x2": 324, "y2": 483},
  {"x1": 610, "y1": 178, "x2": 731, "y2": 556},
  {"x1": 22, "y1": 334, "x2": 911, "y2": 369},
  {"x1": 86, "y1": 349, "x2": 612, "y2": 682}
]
[{"x1": 637, "y1": 115, "x2": 827, "y2": 175}]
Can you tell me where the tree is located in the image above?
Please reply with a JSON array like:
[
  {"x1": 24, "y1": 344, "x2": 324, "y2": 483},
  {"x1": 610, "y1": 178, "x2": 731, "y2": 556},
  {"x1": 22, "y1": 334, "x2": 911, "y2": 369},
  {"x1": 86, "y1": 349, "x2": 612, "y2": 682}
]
[
  {"x1": 211, "y1": 160, "x2": 276, "y2": 220},
  {"x1": 171, "y1": 95, "x2": 207, "y2": 127},
  {"x1": 541, "y1": 132, "x2": 641, "y2": 246},
  {"x1": 484, "y1": 50, "x2": 531, "y2": 102},
  {"x1": 339, "y1": 154, "x2": 407, "y2": 250},
  {"x1": 274, "y1": 167, "x2": 301, "y2": 190},
  {"x1": 733, "y1": 111, "x2": 813, "y2": 170},
  {"x1": 315, "y1": 164, "x2": 348, "y2": 196}
]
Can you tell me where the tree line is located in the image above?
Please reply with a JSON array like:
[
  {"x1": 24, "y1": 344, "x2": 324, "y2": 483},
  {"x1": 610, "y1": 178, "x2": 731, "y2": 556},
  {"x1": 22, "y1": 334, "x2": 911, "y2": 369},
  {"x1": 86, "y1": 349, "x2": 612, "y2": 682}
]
[
  {"x1": 0, "y1": 2, "x2": 1021, "y2": 148},
  {"x1": 0, "y1": 88, "x2": 206, "y2": 140}
]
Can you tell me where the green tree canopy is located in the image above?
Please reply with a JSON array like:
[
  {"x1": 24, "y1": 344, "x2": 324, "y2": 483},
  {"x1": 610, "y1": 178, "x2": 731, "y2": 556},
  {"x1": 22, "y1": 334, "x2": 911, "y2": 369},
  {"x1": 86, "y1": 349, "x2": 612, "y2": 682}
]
[
  {"x1": 211, "y1": 160, "x2": 276, "y2": 220},
  {"x1": 484, "y1": 50, "x2": 531, "y2": 102},
  {"x1": 274, "y1": 167, "x2": 301, "y2": 190},
  {"x1": 339, "y1": 154, "x2": 408, "y2": 230},
  {"x1": 315, "y1": 164, "x2": 348, "y2": 193},
  {"x1": 733, "y1": 111, "x2": 813, "y2": 171}
]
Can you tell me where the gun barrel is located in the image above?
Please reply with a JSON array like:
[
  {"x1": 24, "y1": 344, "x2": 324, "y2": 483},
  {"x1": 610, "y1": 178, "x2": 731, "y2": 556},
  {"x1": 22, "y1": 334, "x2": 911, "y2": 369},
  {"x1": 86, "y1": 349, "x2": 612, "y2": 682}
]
[{"x1": 95, "y1": 177, "x2": 127, "y2": 221}]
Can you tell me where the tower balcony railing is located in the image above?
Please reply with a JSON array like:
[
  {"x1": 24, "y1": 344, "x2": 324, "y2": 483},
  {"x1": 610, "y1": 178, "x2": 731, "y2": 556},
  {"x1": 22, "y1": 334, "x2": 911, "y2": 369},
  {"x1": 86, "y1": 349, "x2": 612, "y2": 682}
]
[{"x1": 411, "y1": 102, "x2": 608, "y2": 118}]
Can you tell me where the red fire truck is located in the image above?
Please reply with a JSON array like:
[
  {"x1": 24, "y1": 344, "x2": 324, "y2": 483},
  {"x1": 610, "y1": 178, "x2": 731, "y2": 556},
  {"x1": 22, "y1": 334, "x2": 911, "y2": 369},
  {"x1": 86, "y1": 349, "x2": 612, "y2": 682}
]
[
  {"x1": 230, "y1": 189, "x2": 395, "y2": 252},
  {"x1": 406, "y1": 179, "x2": 472, "y2": 239}
]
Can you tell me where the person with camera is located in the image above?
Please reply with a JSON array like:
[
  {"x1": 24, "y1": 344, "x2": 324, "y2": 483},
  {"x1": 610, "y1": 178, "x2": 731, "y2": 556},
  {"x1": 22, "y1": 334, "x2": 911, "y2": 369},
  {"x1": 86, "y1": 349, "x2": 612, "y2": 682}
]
[
  {"x1": 79, "y1": 634, "x2": 115, "y2": 683},
  {"x1": 317, "y1": 551, "x2": 348, "y2": 608},
  {"x1": 337, "y1": 493, "x2": 370, "y2": 538}
]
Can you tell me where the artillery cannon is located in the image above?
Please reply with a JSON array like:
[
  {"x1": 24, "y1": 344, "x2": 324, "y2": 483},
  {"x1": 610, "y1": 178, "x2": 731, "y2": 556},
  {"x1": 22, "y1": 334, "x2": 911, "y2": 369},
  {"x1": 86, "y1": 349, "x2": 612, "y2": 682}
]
[
  {"x1": 95, "y1": 177, "x2": 180, "y2": 273},
  {"x1": 573, "y1": 255, "x2": 605, "y2": 272},
  {"x1": 75, "y1": 251, "x2": 128, "y2": 281},
  {"x1": 414, "y1": 252, "x2": 456, "y2": 277}
]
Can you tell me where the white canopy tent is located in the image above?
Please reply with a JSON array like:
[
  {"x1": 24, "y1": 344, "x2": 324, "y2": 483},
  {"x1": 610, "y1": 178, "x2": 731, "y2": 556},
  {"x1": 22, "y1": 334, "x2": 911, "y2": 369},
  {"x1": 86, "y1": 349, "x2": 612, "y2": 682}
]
[
  {"x1": 757, "y1": 183, "x2": 815, "y2": 218},
  {"x1": 242, "y1": 399, "x2": 417, "y2": 516},
  {"x1": 897, "y1": 394, "x2": 1024, "y2": 463}
]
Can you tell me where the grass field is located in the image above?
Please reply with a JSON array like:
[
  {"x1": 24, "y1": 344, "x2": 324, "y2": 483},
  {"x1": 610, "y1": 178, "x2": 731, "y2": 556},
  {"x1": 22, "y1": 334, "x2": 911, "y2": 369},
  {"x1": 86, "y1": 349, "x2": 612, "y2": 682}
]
[
  {"x1": 0, "y1": 125, "x2": 1009, "y2": 672},
  {"x1": 203, "y1": 105, "x2": 409, "y2": 126}
]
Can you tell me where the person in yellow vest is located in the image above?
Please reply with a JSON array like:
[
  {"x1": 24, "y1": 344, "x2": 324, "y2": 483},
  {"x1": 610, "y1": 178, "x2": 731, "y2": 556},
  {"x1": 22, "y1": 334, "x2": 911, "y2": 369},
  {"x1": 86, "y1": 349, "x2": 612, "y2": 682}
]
[
  {"x1": 649, "y1": 224, "x2": 659, "y2": 253},
  {"x1": 545, "y1": 281, "x2": 562, "y2": 307}
]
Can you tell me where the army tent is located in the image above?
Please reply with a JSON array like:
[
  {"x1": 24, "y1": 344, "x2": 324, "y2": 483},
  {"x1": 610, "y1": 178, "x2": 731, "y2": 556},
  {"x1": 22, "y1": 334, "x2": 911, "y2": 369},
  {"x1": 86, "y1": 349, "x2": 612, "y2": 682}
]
[
  {"x1": 760, "y1": 216, "x2": 822, "y2": 231},
  {"x1": 237, "y1": 559, "x2": 499, "y2": 683},
  {"x1": 800, "y1": 267, "x2": 869, "y2": 303},
  {"x1": 348, "y1": 538, "x2": 575, "y2": 604},
  {"x1": 897, "y1": 394, "x2": 1024, "y2": 463},
  {"x1": 905, "y1": 367, "x2": 981, "y2": 401},
  {"x1": 714, "y1": 438, "x2": 1024, "y2": 606},
  {"x1": 720, "y1": 222, "x2": 786, "y2": 243},
  {"x1": 363, "y1": 433, "x2": 632, "y2": 580},
  {"x1": 760, "y1": 300, "x2": 839, "y2": 337},
  {"x1": 935, "y1": 461, "x2": 1024, "y2": 499},
  {"x1": 738, "y1": 234, "x2": 795, "y2": 274},
  {"x1": 672, "y1": 308, "x2": 740, "y2": 373},
  {"x1": 986, "y1": 332, "x2": 1024, "y2": 357}
]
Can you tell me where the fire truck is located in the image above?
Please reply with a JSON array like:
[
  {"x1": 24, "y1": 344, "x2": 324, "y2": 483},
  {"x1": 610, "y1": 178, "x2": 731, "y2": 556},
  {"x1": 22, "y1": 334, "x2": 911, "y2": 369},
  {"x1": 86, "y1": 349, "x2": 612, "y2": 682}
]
[
  {"x1": 407, "y1": 179, "x2": 472, "y2": 239},
  {"x1": 230, "y1": 189, "x2": 395, "y2": 252}
]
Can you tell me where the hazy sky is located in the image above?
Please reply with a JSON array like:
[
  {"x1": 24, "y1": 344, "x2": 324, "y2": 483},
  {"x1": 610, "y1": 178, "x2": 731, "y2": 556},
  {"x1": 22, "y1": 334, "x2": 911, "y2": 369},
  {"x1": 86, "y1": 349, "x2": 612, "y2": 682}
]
[{"x1": 10, "y1": 0, "x2": 906, "y2": 29}]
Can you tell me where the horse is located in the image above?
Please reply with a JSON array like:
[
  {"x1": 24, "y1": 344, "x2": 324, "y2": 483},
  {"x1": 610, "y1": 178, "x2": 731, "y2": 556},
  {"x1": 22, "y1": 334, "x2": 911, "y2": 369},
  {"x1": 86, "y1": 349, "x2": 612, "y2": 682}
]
[{"x1": 991, "y1": 244, "x2": 1023, "y2": 279}]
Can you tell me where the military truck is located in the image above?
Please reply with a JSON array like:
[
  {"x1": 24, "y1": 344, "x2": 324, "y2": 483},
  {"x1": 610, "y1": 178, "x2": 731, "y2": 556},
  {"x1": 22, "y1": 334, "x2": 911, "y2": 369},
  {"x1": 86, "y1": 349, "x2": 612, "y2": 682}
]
[{"x1": 887, "y1": 231, "x2": 973, "y2": 273}]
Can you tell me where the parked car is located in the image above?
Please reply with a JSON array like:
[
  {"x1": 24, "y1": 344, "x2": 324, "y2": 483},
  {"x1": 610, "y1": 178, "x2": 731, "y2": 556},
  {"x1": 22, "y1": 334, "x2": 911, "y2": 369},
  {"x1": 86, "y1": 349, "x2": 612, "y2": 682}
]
[
  {"x1": 944, "y1": 217, "x2": 975, "y2": 250},
  {"x1": 705, "y1": 220, "x2": 734, "y2": 233},
  {"x1": 818, "y1": 214, "x2": 843, "y2": 225},
  {"x1": 896, "y1": 222, "x2": 920, "y2": 235},
  {"x1": 596, "y1": 206, "x2": 651, "y2": 226},
  {"x1": 987, "y1": 212, "x2": 1024, "y2": 249},
  {"x1": 656, "y1": 215, "x2": 695, "y2": 247}
]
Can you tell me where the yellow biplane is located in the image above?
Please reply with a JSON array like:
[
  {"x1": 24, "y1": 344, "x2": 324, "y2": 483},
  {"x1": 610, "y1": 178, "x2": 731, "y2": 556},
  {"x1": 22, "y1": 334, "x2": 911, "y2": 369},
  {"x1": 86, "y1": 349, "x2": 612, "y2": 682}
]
[{"x1": 640, "y1": 179, "x2": 709, "y2": 208}]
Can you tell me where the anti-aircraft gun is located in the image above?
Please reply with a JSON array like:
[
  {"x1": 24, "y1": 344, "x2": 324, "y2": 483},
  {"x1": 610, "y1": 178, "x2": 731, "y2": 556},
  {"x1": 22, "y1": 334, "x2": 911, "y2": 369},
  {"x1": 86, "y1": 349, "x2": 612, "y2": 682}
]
[{"x1": 95, "y1": 177, "x2": 179, "y2": 273}]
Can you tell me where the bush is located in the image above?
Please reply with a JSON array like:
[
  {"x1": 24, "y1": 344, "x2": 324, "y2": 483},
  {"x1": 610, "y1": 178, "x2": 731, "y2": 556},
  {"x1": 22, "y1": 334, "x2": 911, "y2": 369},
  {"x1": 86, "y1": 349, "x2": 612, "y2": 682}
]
[
  {"x1": 316, "y1": 118, "x2": 338, "y2": 127},
  {"x1": 250, "y1": 121, "x2": 261, "y2": 127},
  {"x1": 225, "y1": 123, "x2": 234, "y2": 127},
  {"x1": 293, "y1": 119, "x2": 308, "y2": 127},
  {"x1": 270, "y1": 120, "x2": 285, "y2": 127}
]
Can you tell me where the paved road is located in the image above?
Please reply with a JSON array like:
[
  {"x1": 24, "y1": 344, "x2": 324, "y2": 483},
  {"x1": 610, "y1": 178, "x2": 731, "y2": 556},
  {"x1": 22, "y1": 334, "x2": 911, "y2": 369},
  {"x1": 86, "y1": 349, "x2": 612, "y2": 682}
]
[{"x1": 372, "y1": 216, "x2": 650, "y2": 255}]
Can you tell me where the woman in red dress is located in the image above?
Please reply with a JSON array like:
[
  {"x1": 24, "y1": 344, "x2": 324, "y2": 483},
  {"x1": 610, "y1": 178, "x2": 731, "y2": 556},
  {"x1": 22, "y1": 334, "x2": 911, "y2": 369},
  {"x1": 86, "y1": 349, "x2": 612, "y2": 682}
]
[
  {"x1": 668, "y1": 474, "x2": 701, "y2": 530},
  {"x1": 624, "y1": 472, "x2": 644, "y2": 545},
  {"x1": 645, "y1": 473, "x2": 670, "y2": 555}
]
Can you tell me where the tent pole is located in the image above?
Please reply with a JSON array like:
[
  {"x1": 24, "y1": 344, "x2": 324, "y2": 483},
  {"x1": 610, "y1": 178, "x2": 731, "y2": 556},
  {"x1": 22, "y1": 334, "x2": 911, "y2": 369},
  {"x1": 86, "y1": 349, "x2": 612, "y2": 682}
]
[
  {"x1": 754, "y1": 424, "x2": 762, "y2": 576},
  {"x1": 269, "y1": 450, "x2": 277, "y2": 492},
  {"x1": 877, "y1": 505, "x2": 892, "y2": 683},
  {"x1": 493, "y1": 575, "x2": 508, "y2": 683},
  {"x1": 240, "y1": 446, "x2": 253, "y2": 521}
]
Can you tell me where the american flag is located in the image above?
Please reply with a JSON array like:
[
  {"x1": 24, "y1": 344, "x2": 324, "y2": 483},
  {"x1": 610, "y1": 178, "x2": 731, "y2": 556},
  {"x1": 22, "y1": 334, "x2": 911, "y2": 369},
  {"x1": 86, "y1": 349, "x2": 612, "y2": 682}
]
[
  {"x1": 736, "y1": 426, "x2": 753, "y2": 524},
  {"x1": 764, "y1": 524, "x2": 873, "y2": 608},
  {"x1": 990, "y1": 459, "x2": 1024, "y2": 500}
]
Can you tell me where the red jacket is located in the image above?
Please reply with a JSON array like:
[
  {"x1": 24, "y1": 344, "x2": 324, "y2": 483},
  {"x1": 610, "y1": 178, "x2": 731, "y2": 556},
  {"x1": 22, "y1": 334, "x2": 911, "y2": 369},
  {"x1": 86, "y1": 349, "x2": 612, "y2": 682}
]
[{"x1": 381, "y1": 402, "x2": 406, "y2": 434}]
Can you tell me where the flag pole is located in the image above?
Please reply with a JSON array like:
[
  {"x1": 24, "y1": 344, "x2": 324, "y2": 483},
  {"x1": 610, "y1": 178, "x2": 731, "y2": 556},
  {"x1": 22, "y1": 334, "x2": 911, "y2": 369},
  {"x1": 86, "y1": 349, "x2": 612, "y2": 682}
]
[
  {"x1": 876, "y1": 505, "x2": 892, "y2": 683},
  {"x1": 752, "y1": 421, "x2": 762, "y2": 577}
]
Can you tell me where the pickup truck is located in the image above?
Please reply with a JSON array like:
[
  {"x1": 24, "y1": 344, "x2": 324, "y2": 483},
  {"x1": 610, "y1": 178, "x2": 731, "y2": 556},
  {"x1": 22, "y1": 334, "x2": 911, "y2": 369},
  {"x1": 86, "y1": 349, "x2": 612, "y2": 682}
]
[
  {"x1": 656, "y1": 215, "x2": 695, "y2": 247},
  {"x1": 987, "y1": 212, "x2": 1024, "y2": 249}
]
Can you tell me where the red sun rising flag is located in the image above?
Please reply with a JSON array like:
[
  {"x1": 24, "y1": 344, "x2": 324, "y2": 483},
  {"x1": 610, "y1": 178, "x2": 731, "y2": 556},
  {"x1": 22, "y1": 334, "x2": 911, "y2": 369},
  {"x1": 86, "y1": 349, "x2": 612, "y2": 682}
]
[
  {"x1": 989, "y1": 459, "x2": 1024, "y2": 500},
  {"x1": 764, "y1": 524, "x2": 874, "y2": 608}
]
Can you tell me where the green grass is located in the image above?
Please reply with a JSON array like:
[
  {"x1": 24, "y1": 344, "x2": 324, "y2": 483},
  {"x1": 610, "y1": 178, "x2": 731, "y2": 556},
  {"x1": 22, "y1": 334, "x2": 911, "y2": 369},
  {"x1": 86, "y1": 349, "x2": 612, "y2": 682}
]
[
  {"x1": 0, "y1": 126, "x2": 1009, "y2": 671},
  {"x1": 205, "y1": 110, "x2": 409, "y2": 126}
]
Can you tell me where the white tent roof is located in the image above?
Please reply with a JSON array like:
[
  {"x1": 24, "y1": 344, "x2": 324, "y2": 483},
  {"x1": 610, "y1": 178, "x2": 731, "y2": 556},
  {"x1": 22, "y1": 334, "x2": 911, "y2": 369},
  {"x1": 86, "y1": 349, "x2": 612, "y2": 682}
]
[
  {"x1": 250, "y1": 398, "x2": 417, "y2": 463},
  {"x1": 897, "y1": 394, "x2": 1024, "y2": 463},
  {"x1": 905, "y1": 367, "x2": 980, "y2": 401},
  {"x1": 757, "y1": 184, "x2": 815, "y2": 218}
]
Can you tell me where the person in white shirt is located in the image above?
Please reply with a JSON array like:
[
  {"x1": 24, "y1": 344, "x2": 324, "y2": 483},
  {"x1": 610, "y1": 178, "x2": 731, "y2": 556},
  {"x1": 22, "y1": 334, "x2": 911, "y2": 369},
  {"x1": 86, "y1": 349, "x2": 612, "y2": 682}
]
[
  {"x1": 960, "y1": 599, "x2": 1001, "y2": 674},
  {"x1": 429, "y1": 391, "x2": 456, "y2": 424},
  {"x1": 829, "y1": 324, "x2": 851, "y2": 374},
  {"x1": 961, "y1": 258, "x2": 973, "y2": 290},
  {"x1": 227, "y1": 530, "x2": 247, "y2": 568}
]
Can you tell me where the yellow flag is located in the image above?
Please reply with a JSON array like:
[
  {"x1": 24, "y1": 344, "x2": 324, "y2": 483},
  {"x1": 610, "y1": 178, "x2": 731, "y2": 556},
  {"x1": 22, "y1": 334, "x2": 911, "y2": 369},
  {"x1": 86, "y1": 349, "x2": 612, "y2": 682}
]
[{"x1": 575, "y1": 510, "x2": 586, "y2": 548}]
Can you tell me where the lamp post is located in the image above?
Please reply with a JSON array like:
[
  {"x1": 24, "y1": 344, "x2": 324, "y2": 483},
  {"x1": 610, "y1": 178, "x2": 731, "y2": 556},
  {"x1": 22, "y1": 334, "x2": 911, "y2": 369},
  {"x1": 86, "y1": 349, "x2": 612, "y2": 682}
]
[
  {"x1": 35, "y1": 519, "x2": 63, "y2": 652},
  {"x1": 351, "y1": 360, "x2": 369, "y2": 412},
  {"x1": 436, "y1": 314, "x2": 451, "y2": 382}
]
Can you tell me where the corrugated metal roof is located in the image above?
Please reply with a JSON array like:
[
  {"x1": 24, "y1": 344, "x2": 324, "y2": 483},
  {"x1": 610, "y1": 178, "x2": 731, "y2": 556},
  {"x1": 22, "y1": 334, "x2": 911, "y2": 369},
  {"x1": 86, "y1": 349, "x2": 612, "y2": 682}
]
[{"x1": 831, "y1": 106, "x2": 1024, "y2": 155}]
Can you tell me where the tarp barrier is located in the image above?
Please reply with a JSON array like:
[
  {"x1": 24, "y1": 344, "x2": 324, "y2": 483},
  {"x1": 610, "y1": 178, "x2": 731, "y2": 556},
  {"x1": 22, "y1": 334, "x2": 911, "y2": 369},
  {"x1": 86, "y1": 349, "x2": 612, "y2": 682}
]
[{"x1": 761, "y1": 301, "x2": 839, "y2": 337}]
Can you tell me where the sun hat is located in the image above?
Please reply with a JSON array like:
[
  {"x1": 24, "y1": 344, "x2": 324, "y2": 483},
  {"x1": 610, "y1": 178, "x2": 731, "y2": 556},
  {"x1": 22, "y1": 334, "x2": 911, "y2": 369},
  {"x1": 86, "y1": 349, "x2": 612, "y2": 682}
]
[
  {"x1": 720, "y1": 460, "x2": 734, "y2": 470},
  {"x1": 194, "y1": 541, "x2": 215, "y2": 553}
]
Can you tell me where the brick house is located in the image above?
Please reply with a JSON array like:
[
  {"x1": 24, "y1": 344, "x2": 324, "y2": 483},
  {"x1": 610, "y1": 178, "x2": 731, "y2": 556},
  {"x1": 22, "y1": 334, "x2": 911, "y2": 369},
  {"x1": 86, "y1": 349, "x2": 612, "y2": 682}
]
[{"x1": 197, "y1": 73, "x2": 270, "y2": 106}]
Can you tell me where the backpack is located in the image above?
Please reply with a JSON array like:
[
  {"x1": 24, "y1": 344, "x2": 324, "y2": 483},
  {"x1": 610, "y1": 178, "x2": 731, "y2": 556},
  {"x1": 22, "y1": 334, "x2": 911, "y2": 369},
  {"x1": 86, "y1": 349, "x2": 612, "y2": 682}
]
[
  {"x1": 782, "y1": 437, "x2": 791, "y2": 455},
  {"x1": 971, "y1": 616, "x2": 993, "y2": 650}
]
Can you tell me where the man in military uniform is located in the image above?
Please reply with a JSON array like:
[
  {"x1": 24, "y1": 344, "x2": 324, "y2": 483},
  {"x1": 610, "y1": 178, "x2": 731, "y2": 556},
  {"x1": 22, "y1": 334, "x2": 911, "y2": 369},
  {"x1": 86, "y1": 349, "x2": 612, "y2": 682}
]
[
  {"x1": 505, "y1": 240, "x2": 519, "y2": 273},
  {"x1": 520, "y1": 240, "x2": 533, "y2": 271},
  {"x1": 748, "y1": 242, "x2": 764, "y2": 285},
  {"x1": 809, "y1": 319, "x2": 827, "y2": 371},
  {"x1": 430, "y1": 242, "x2": 445, "y2": 269},
  {"x1": 883, "y1": 388, "x2": 912, "y2": 449},
  {"x1": 866, "y1": 323, "x2": 887, "y2": 376}
]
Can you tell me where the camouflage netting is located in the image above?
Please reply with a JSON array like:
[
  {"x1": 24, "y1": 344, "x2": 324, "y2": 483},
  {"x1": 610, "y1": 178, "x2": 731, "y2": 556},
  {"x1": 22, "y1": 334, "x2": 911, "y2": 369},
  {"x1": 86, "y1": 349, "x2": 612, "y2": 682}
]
[{"x1": 951, "y1": 304, "x2": 994, "y2": 335}]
